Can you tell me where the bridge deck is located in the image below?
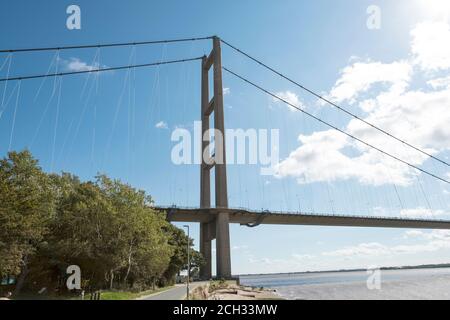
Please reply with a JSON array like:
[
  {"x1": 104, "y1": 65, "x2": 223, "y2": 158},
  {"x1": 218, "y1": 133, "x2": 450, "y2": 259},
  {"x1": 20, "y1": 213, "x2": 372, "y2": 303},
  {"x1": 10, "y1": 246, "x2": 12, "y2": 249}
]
[{"x1": 157, "y1": 207, "x2": 450, "y2": 230}]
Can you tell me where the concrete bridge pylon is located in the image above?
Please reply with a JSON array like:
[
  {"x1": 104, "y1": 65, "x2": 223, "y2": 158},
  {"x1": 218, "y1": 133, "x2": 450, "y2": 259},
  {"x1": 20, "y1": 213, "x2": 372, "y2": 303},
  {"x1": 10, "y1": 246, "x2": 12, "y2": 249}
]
[{"x1": 199, "y1": 36, "x2": 232, "y2": 280}]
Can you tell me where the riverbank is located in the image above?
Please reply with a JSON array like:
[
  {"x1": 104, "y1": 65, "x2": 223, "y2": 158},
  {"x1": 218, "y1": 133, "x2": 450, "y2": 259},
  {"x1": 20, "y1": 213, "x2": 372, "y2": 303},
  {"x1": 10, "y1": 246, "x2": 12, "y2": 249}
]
[{"x1": 189, "y1": 280, "x2": 282, "y2": 300}]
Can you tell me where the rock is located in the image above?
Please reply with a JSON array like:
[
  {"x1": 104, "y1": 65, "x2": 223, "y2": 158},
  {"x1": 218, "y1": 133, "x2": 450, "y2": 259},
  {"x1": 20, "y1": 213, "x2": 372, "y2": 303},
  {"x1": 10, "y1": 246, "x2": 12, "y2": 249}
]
[
  {"x1": 237, "y1": 291, "x2": 256, "y2": 298},
  {"x1": 214, "y1": 289, "x2": 238, "y2": 294}
]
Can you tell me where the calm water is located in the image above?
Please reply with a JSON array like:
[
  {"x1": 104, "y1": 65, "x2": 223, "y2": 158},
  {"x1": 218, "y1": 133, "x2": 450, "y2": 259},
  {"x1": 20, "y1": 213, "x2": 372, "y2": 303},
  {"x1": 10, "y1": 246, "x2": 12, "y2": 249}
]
[{"x1": 239, "y1": 268, "x2": 450, "y2": 300}]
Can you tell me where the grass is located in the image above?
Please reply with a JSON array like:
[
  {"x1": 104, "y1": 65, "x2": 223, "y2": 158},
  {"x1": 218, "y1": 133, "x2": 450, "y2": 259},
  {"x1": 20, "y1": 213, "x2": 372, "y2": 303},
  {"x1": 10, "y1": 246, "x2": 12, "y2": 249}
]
[
  {"x1": 14, "y1": 286, "x2": 174, "y2": 300},
  {"x1": 94, "y1": 291, "x2": 141, "y2": 300},
  {"x1": 83, "y1": 286, "x2": 174, "y2": 300},
  {"x1": 208, "y1": 279, "x2": 237, "y2": 293}
]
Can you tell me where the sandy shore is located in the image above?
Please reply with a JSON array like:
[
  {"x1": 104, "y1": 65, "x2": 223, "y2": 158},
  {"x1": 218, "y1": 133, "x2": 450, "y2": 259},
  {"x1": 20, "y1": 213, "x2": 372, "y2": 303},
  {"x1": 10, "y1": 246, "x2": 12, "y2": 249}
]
[{"x1": 190, "y1": 281, "x2": 282, "y2": 300}]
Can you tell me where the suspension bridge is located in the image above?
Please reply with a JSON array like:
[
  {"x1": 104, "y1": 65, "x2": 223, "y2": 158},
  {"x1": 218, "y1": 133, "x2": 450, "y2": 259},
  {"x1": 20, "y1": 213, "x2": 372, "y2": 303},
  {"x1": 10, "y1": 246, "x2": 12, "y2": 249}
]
[{"x1": 1, "y1": 36, "x2": 450, "y2": 280}]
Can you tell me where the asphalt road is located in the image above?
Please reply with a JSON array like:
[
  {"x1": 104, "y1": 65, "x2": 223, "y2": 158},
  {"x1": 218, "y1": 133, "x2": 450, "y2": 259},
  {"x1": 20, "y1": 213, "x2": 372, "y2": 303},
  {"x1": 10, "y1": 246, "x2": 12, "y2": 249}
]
[{"x1": 142, "y1": 282, "x2": 207, "y2": 300}]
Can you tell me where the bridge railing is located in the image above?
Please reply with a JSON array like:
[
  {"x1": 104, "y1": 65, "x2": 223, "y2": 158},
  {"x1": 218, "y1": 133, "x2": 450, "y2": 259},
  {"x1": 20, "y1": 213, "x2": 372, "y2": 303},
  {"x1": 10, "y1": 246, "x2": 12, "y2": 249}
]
[{"x1": 153, "y1": 204, "x2": 450, "y2": 223}]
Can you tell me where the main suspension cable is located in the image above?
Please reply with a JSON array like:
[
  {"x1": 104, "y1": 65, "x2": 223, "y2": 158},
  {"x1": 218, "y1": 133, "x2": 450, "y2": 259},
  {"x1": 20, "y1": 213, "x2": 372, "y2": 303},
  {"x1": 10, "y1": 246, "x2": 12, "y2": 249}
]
[
  {"x1": 0, "y1": 57, "x2": 204, "y2": 82},
  {"x1": 0, "y1": 36, "x2": 213, "y2": 53}
]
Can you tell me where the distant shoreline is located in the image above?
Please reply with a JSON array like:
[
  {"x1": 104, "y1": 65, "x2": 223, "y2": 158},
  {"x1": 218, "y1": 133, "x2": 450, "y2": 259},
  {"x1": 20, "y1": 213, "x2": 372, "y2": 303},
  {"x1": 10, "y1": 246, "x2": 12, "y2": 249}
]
[{"x1": 238, "y1": 263, "x2": 450, "y2": 278}]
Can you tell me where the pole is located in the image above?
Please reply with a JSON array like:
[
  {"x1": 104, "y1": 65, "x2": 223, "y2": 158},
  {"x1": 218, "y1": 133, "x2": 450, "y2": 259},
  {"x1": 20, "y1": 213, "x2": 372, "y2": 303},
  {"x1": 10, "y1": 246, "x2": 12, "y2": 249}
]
[{"x1": 184, "y1": 225, "x2": 190, "y2": 300}]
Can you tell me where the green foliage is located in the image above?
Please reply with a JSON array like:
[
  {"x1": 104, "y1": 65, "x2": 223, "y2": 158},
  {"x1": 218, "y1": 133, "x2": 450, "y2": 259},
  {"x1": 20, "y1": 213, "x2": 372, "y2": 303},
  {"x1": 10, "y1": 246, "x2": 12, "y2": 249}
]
[
  {"x1": 0, "y1": 150, "x2": 55, "y2": 277},
  {"x1": 161, "y1": 224, "x2": 190, "y2": 285},
  {"x1": 77, "y1": 286, "x2": 174, "y2": 300},
  {"x1": 208, "y1": 279, "x2": 228, "y2": 293},
  {"x1": 160, "y1": 224, "x2": 205, "y2": 286},
  {"x1": 0, "y1": 150, "x2": 203, "y2": 295}
]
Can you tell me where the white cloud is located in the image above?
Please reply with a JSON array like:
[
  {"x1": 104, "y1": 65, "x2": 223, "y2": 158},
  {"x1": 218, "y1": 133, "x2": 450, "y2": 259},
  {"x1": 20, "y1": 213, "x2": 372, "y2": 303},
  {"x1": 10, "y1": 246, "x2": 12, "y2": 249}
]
[
  {"x1": 403, "y1": 229, "x2": 450, "y2": 241},
  {"x1": 275, "y1": 21, "x2": 450, "y2": 187},
  {"x1": 273, "y1": 91, "x2": 301, "y2": 112},
  {"x1": 400, "y1": 207, "x2": 448, "y2": 218},
  {"x1": 403, "y1": 230, "x2": 424, "y2": 239},
  {"x1": 232, "y1": 245, "x2": 249, "y2": 251},
  {"x1": 247, "y1": 253, "x2": 316, "y2": 273},
  {"x1": 411, "y1": 21, "x2": 450, "y2": 71},
  {"x1": 323, "y1": 242, "x2": 391, "y2": 257},
  {"x1": 275, "y1": 129, "x2": 416, "y2": 186},
  {"x1": 62, "y1": 57, "x2": 101, "y2": 72},
  {"x1": 155, "y1": 121, "x2": 168, "y2": 129},
  {"x1": 292, "y1": 254, "x2": 315, "y2": 260},
  {"x1": 323, "y1": 230, "x2": 450, "y2": 257},
  {"x1": 223, "y1": 87, "x2": 231, "y2": 95},
  {"x1": 327, "y1": 60, "x2": 412, "y2": 104},
  {"x1": 240, "y1": 228, "x2": 450, "y2": 274},
  {"x1": 427, "y1": 76, "x2": 450, "y2": 89},
  {"x1": 347, "y1": 85, "x2": 450, "y2": 152}
]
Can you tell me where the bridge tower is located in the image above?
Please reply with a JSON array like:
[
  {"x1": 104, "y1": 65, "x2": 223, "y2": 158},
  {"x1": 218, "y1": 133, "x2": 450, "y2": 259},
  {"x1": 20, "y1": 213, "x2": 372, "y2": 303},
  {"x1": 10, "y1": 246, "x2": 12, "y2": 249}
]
[{"x1": 200, "y1": 36, "x2": 232, "y2": 279}]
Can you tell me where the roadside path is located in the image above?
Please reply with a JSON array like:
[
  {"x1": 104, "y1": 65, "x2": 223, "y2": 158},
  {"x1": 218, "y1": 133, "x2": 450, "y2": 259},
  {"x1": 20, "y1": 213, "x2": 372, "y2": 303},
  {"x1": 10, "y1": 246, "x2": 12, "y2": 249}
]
[{"x1": 140, "y1": 282, "x2": 208, "y2": 300}]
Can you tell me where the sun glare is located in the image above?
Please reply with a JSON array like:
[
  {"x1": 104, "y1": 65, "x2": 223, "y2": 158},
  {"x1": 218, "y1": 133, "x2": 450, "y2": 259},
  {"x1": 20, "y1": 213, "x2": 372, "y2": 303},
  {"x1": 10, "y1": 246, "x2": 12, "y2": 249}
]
[{"x1": 417, "y1": 0, "x2": 450, "y2": 19}]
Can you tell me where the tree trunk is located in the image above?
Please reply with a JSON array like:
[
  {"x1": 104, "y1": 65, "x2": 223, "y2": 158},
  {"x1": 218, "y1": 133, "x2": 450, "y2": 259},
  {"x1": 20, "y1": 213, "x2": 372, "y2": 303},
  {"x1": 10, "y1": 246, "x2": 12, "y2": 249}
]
[
  {"x1": 123, "y1": 242, "x2": 133, "y2": 285},
  {"x1": 13, "y1": 256, "x2": 29, "y2": 296},
  {"x1": 109, "y1": 270, "x2": 114, "y2": 290}
]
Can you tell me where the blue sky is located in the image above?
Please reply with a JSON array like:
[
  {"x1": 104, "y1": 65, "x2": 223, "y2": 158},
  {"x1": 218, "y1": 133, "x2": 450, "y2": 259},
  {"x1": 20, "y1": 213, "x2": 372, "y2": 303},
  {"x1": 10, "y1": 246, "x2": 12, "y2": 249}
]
[{"x1": 1, "y1": 0, "x2": 450, "y2": 275}]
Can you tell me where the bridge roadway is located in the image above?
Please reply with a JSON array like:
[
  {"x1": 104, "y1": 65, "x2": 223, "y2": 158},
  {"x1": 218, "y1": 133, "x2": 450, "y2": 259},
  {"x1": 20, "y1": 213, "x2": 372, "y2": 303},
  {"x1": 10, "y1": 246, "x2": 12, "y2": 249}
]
[{"x1": 158, "y1": 206, "x2": 450, "y2": 230}]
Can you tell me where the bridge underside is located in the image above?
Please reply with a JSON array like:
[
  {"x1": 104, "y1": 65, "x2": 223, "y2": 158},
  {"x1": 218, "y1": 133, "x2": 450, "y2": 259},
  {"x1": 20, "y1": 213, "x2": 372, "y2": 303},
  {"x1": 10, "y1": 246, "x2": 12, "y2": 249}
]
[
  {"x1": 158, "y1": 207, "x2": 450, "y2": 280},
  {"x1": 162, "y1": 207, "x2": 450, "y2": 230}
]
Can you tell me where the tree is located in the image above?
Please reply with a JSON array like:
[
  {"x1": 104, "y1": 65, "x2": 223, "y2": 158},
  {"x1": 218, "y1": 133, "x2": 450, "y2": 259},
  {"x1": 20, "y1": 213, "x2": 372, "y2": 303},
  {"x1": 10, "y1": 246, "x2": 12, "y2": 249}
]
[
  {"x1": 1, "y1": 150, "x2": 200, "y2": 295},
  {"x1": 161, "y1": 224, "x2": 204, "y2": 285},
  {"x1": 48, "y1": 180, "x2": 117, "y2": 289},
  {"x1": 47, "y1": 174, "x2": 174, "y2": 290},
  {"x1": 95, "y1": 175, "x2": 174, "y2": 289},
  {"x1": 0, "y1": 150, "x2": 55, "y2": 294},
  {"x1": 188, "y1": 250, "x2": 206, "y2": 279}
]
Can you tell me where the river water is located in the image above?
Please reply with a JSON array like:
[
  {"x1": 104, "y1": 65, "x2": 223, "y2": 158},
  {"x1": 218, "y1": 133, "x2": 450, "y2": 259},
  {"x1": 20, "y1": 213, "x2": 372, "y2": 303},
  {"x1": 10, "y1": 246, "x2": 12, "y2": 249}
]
[{"x1": 239, "y1": 267, "x2": 450, "y2": 300}]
